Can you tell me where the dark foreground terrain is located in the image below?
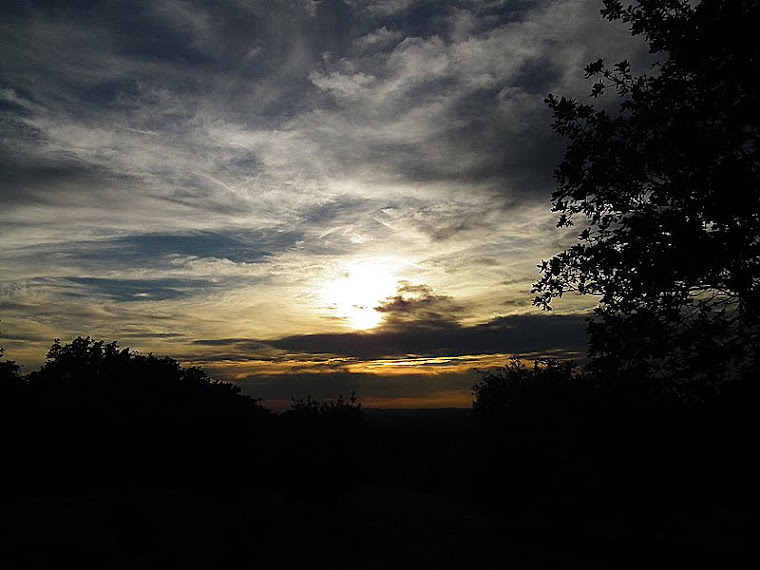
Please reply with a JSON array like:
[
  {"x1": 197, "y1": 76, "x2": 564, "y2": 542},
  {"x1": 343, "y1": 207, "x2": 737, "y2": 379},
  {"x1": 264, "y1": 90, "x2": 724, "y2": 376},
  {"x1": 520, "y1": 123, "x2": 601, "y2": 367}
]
[
  {"x1": 9, "y1": 480, "x2": 753, "y2": 570},
  {"x1": 2, "y1": 341, "x2": 758, "y2": 568},
  {"x1": 3, "y1": 407, "x2": 758, "y2": 569}
]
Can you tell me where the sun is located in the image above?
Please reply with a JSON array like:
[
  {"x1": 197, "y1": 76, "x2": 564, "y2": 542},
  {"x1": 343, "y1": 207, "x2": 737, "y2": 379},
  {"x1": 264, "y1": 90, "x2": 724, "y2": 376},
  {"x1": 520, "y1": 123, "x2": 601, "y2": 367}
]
[{"x1": 321, "y1": 260, "x2": 399, "y2": 330}]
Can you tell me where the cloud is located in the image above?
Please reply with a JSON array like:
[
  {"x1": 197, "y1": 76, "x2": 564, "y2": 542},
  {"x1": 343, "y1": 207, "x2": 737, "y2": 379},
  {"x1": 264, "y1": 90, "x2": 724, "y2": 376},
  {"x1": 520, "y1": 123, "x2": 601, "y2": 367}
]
[
  {"x1": 271, "y1": 312, "x2": 587, "y2": 360},
  {"x1": 1, "y1": 0, "x2": 647, "y2": 395},
  {"x1": 190, "y1": 275, "x2": 587, "y2": 362},
  {"x1": 1, "y1": 0, "x2": 645, "y2": 244},
  {"x1": 375, "y1": 283, "x2": 463, "y2": 329}
]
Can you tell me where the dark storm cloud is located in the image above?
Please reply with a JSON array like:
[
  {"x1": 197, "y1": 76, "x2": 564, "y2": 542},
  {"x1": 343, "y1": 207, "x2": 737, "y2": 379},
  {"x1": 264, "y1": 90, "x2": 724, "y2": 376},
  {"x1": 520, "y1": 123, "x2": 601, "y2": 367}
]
[
  {"x1": 2, "y1": 0, "x2": 329, "y2": 88},
  {"x1": 0, "y1": 154, "x2": 103, "y2": 206}
]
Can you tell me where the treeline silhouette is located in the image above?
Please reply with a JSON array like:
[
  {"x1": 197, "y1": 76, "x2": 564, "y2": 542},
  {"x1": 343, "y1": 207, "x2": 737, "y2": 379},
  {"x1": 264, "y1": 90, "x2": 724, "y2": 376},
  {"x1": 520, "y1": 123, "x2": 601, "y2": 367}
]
[
  {"x1": 0, "y1": 337, "x2": 369, "y2": 494},
  {"x1": 1, "y1": 336, "x2": 758, "y2": 567},
  {"x1": 470, "y1": 359, "x2": 759, "y2": 535}
]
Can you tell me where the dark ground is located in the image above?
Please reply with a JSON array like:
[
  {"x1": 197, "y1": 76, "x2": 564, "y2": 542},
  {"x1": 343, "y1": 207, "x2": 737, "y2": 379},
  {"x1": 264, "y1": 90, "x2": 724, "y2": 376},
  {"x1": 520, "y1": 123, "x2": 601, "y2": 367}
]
[{"x1": 3, "y1": 409, "x2": 757, "y2": 569}]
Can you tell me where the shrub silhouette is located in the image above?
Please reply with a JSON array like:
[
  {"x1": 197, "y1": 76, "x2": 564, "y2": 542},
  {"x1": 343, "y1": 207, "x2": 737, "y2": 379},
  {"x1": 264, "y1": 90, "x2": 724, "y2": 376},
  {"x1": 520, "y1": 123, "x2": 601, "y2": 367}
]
[
  {"x1": 470, "y1": 359, "x2": 605, "y2": 513},
  {"x1": 469, "y1": 354, "x2": 760, "y2": 540},
  {"x1": 275, "y1": 392, "x2": 367, "y2": 497},
  {"x1": 0, "y1": 327, "x2": 22, "y2": 387},
  {"x1": 472, "y1": 358, "x2": 580, "y2": 420}
]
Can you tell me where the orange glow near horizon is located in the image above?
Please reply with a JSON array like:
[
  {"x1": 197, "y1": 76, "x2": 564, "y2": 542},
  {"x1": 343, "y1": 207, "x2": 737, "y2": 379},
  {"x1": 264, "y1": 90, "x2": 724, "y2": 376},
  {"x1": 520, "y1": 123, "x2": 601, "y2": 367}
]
[
  {"x1": 189, "y1": 351, "x2": 584, "y2": 410},
  {"x1": 194, "y1": 352, "x2": 519, "y2": 380},
  {"x1": 253, "y1": 390, "x2": 473, "y2": 412},
  {"x1": 359, "y1": 390, "x2": 473, "y2": 409}
]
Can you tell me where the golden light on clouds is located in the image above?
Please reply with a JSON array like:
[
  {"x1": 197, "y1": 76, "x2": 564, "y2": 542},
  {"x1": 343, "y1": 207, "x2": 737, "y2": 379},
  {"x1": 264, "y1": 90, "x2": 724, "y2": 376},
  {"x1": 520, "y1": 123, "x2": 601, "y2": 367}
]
[
  {"x1": 320, "y1": 260, "x2": 401, "y2": 330},
  {"x1": 199, "y1": 353, "x2": 517, "y2": 381}
]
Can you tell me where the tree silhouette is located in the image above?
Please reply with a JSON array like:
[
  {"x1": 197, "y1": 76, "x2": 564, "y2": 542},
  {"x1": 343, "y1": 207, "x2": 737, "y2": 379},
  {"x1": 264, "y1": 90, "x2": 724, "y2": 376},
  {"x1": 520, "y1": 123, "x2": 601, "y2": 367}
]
[
  {"x1": 0, "y1": 320, "x2": 23, "y2": 396},
  {"x1": 533, "y1": 0, "x2": 760, "y2": 390},
  {"x1": 0, "y1": 348, "x2": 21, "y2": 384},
  {"x1": 0, "y1": 320, "x2": 21, "y2": 385}
]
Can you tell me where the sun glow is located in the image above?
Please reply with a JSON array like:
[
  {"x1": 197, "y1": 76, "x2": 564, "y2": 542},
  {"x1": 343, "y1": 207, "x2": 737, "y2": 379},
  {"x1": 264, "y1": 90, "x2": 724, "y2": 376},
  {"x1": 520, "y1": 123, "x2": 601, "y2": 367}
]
[{"x1": 321, "y1": 260, "x2": 400, "y2": 330}]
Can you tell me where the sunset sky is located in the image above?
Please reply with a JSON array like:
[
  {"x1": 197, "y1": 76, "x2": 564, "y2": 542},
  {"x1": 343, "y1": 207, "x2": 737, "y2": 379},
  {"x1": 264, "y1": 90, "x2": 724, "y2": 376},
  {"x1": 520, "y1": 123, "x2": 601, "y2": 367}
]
[{"x1": 1, "y1": 0, "x2": 648, "y2": 408}]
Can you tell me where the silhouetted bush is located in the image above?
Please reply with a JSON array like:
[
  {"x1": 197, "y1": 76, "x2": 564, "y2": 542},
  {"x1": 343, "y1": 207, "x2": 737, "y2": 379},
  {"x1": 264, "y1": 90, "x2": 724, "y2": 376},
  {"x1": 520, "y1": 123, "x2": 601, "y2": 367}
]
[
  {"x1": 3, "y1": 337, "x2": 269, "y2": 494},
  {"x1": 470, "y1": 359, "x2": 603, "y2": 513},
  {"x1": 472, "y1": 358, "x2": 583, "y2": 420},
  {"x1": 273, "y1": 392, "x2": 368, "y2": 497},
  {"x1": 468, "y1": 354, "x2": 760, "y2": 544}
]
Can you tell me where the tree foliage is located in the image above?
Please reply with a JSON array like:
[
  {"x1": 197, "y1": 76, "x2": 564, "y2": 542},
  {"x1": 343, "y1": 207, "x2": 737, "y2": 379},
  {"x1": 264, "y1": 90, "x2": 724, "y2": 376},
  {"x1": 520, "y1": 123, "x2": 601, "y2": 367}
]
[{"x1": 533, "y1": 0, "x2": 760, "y2": 387}]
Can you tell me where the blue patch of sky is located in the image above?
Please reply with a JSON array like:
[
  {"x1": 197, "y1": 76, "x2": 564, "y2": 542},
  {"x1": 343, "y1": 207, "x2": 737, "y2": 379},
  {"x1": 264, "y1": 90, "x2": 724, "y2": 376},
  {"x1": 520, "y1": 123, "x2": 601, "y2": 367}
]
[
  {"x1": 74, "y1": 230, "x2": 305, "y2": 267},
  {"x1": 66, "y1": 276, "x2": 218, "y2": 302},
  {"x1": 302, "y1": 197, "x2": 374, "y2": 224}
]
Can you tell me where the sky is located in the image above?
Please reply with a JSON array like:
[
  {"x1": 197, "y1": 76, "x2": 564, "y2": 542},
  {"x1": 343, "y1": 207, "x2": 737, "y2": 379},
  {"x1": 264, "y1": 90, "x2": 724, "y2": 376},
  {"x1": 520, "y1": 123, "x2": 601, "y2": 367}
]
[{"x1": 1, "y1": 0, "x2": 648, "y2": 408}]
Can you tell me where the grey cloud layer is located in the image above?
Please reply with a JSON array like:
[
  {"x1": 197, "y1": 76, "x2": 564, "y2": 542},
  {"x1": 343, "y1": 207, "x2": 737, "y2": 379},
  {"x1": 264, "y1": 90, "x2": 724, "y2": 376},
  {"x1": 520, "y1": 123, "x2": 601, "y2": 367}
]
[
  {"x1": 271, "y1": 313, "x2": 587, "y2": 360},
  {"x1": 2, "y1": 0, "x2": 642, "y2": 229},
  {"x1": 192, "y1": 308, "x2": 588, "y2": 362}
]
